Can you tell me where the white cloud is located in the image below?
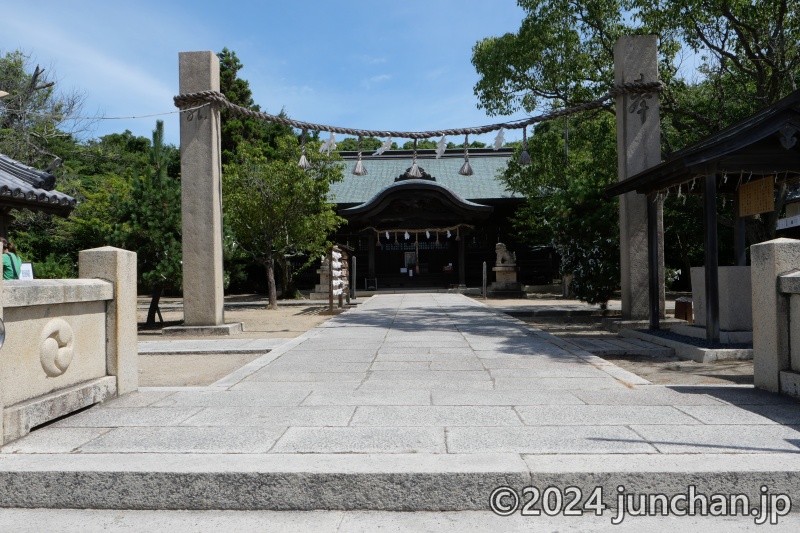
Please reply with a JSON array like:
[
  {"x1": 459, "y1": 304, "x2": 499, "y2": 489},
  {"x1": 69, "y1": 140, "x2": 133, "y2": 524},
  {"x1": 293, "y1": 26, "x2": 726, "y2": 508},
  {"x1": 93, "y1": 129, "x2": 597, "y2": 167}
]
[
  {"x1": 362, "y1": 74, "x2": 391, "y2": 90},
  {"x1": 361, "y1": 55, "x2": 387, "y2": 65}
]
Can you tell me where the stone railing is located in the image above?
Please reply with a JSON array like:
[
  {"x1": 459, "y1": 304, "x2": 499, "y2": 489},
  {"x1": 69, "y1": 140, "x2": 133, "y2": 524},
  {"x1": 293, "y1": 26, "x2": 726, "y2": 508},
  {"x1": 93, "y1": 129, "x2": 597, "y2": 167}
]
[
  {"x1": 0, "y1": 247, "x2": 137, "y2": 444},
  {"x1": 750, "y1": 238, "x2": 800, "y2": 398}
]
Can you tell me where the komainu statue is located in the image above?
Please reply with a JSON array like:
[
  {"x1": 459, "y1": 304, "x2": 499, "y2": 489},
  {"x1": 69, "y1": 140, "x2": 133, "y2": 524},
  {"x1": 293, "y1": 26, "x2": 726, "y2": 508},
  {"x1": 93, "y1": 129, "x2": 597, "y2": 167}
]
[{"x1": 495, "y1": 243, "x2": 516, "y2": 266}]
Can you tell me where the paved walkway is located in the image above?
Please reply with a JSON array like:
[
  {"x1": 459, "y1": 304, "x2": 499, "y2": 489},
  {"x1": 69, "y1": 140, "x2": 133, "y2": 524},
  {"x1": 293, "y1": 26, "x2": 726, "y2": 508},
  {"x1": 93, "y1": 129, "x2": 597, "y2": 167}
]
[{"x1": 1, "y1": 294, "x2": 799, "y2": 516}]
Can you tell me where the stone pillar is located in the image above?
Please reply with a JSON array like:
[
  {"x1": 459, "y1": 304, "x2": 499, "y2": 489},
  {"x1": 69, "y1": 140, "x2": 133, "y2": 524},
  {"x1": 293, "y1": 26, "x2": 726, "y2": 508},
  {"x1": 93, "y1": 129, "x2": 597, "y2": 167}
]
[
  {"x1": 750, "y1": 238, "x2": 800, "y2": 392},
  {"x1": 79, "y1": 247, "x2": 138, "y2": 395},
  {"x1": 179, "y1": 51, "x2": 224, "y2": 326},
  {"x1": 614, "y1": 36, "x2": 664, "y2": 320}
]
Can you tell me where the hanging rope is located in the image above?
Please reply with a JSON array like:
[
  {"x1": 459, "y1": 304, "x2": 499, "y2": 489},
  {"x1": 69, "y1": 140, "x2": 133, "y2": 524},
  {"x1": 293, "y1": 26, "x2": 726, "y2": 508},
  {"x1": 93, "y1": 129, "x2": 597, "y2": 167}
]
[
  {"x1": 173, "y1": 81, "x2": 664, "y2": 140},
  {"x1": 366, "y1": 224, "x2": 474, "y2": 235}
]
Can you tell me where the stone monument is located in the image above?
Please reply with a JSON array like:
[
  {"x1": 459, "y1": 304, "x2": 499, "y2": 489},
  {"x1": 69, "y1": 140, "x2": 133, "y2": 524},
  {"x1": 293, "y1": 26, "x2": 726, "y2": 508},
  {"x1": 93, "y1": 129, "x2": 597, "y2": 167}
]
[
  {"x1": 614, "y1": 35, "x2": 665, "y2": 321},
  {"x1": 170, "y1": 51, "x2": 242, "y2": 335},
  {"x1": 310, "y1": 256, "x2": 332, "y2": 301},
  {"x1": 488, "y1": 243, "x2": 523, "y2": 298}
]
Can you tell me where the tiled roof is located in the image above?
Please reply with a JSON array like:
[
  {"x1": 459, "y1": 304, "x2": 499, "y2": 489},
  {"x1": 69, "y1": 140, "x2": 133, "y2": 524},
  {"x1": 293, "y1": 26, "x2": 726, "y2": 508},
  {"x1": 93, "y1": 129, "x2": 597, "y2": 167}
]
[
  {"x1": 329, "y1": 148, "x2": 518, "y2": 204},
  {"x1": 0, "y1": 153, "x2": 77, "y2": 215}
]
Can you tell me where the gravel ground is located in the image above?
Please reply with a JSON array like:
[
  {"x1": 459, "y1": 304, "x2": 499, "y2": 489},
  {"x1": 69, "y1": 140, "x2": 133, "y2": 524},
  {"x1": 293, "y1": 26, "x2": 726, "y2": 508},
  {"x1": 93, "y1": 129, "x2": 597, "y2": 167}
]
[
  {"x1": 480, "y1": 299, "x2": 755, "y2": 387},
  {"x1": 529, "y1": 317, "x2": 753, "y2": 386},
  {"x1": 136, "y1": 297, "x2": 334, "y2": 386}
]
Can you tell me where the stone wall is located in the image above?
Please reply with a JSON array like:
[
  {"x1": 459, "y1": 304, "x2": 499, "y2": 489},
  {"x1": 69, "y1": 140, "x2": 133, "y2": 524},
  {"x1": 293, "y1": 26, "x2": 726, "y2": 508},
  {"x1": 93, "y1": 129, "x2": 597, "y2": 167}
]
[{"x1": 0, "y1": 247, "x2": 137, "y2": 444}]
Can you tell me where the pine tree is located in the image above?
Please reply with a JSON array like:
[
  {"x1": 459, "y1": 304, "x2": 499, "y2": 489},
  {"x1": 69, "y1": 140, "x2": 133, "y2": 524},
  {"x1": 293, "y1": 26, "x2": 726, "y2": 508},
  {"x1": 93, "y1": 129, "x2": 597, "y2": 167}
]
[{"x1": 111, "y1": 120, "x2": 182, "y2": 325}]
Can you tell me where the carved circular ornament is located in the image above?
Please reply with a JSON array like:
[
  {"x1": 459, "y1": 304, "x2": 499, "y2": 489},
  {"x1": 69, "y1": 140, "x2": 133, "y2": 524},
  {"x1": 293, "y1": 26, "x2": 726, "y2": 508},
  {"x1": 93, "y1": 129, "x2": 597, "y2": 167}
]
[{"x1": 40, "y1": 319, "x2": 74, "y2": 377}]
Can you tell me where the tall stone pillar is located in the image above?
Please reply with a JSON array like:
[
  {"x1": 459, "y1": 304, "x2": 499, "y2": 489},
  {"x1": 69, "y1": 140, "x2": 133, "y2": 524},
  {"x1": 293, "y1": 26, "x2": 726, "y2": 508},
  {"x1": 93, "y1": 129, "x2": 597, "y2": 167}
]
[
  {"x1": 614, "y1": 36, "x2": 665, "y2": 320},
  {"x1": 179, "y1": 52, "x2": 225, "y2": 327}
]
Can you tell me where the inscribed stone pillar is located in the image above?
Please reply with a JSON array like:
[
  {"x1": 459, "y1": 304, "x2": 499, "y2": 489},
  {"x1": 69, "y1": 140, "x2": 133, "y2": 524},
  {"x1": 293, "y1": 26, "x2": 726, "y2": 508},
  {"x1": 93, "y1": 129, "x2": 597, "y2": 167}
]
[
  {"x1": 614, "y1": 36, "x2": 665, "y2": 320},
  {"x1": 179, "y1": 52, "x2": 224, "y2": 326}
]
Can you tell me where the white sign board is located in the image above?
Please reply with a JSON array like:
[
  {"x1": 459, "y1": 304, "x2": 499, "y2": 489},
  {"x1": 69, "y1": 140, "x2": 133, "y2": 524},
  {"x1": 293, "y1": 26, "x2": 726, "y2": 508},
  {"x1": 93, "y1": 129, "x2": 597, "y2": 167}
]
[{"x1": 19, "y1": 262, "x2": 34, "y2": 280}]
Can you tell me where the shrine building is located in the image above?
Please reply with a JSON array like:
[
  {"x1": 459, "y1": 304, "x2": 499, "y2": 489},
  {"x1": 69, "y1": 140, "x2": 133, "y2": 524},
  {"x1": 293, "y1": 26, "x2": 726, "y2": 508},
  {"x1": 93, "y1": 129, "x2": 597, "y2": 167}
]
[{"x1": 328, "y1": 148, "x2": 558, "y2": 290}]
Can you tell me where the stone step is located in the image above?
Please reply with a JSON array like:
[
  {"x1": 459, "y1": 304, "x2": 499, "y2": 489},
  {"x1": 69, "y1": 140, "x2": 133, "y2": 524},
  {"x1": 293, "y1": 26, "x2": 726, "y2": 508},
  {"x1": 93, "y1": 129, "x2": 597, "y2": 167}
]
[
  {"x1": 1, "y1": 453, "x2": 798, "y2": 511},
  {"x1": 4, "y1": 509, "x2": 800, "y2": 530}
]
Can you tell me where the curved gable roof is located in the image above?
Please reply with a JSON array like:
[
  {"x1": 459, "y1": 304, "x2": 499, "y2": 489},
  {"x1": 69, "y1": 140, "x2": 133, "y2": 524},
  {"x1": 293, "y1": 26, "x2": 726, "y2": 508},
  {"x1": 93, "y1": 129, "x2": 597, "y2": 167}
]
[
  {"x1": 342, "y1": 179, "x2": 493, "y2": 216},
  {"x1": 329, "y1": 148, "x2": 517, "y2": 204}
]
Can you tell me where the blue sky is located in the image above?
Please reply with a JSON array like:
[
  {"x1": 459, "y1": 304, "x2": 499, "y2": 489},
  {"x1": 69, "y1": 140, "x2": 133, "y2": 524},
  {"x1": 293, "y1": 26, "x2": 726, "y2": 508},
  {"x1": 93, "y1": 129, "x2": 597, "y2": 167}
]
[{"x1": 1, "y1": 1, "x2": 531, "y2": 147}]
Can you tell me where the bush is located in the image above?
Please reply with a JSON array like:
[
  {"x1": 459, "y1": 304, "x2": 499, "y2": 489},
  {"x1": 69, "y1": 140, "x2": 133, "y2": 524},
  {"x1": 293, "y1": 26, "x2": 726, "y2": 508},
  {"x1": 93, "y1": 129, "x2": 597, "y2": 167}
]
[{"x1": 33, "y1": 253, "x2": 77, "y2": 279}]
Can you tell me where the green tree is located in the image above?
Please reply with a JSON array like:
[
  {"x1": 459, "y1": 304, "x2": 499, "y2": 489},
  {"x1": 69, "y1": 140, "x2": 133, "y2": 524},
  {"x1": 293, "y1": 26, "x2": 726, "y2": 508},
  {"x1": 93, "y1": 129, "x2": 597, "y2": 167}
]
[
  {"x1": 336, "y1": 136, "x2": 387, "y2": 151},
  {"x1": 52, "y1": 131, "x2": 151, "y2": 260},
  {"x1": 218, "y1": 48, "x2": 294, "y2": 164},
  {"x1": 110, "y1": 121, "x2": 182, "y2": 324},
  {"x1": 0, "y1": 50, "x2": 91, "y2": 168},
  {"x1": 473, "y1": 0, "x2": 800, "y2": 298},
  {"x1": 224, "y1": 135, "x2": 345, "y2": 309},
  {"x1": 503, "y1": 115, "x2": 620, "y2": 305},
  {"x1": 472, "y1": 0, "x2": 798, "y2": 133}
]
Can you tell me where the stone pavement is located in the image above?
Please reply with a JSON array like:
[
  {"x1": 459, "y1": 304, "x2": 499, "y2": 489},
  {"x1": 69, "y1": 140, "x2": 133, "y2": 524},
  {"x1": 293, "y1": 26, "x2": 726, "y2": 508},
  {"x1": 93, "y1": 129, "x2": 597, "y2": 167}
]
[{"x1": 1, "y1": 293, "x2": 799, "y2": 515}]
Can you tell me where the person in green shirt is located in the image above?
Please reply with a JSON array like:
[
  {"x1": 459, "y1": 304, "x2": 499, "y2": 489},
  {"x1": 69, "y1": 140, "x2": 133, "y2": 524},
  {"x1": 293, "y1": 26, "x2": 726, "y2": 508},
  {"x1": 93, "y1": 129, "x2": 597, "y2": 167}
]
[{"x1": 1, "y1": 237, "x2": 21, "y2": 280}]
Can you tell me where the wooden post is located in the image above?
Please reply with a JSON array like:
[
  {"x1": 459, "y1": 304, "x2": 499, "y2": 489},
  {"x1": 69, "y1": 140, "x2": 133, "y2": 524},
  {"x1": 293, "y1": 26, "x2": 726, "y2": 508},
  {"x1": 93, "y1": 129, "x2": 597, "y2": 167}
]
[
  {"x1": 734, "y1": 195, "x2": 747, "y2": 266},
  {"x1": 647, "y1": 192, "x2": 661, "y2": 330},
  {"x1": 328, "y1": 248, "x2": 334, "y2": 314},
  {"x1": 458, "y1": 232, "x2": 466, "y2": 286},
  {"x1": 703, "y1": 173, "x2": 720, "y2": 343},
  {"x1": 368, "y1": 233, "x2": 376, "y2": 279}
]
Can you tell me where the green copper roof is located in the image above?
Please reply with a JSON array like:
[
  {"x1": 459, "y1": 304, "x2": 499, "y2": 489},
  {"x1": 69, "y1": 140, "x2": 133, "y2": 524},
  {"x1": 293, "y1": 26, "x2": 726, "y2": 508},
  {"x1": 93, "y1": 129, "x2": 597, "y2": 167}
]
[{"x1": 329, "y1": 148, "x2": 518, "y2": 204}]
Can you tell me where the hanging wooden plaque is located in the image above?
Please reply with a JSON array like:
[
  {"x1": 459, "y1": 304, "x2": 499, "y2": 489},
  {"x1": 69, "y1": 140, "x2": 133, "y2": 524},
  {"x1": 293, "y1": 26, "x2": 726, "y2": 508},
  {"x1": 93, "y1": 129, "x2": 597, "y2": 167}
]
[{"x1": 738, "y1": 176, "x2": 774, "y2": 217}]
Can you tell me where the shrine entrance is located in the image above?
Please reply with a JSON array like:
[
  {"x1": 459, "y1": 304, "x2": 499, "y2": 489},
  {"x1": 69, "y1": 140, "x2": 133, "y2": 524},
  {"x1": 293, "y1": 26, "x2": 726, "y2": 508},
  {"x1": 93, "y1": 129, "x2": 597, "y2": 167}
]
[{"x1": 340, "y1": 174, "x2": 492, "y2": 289}]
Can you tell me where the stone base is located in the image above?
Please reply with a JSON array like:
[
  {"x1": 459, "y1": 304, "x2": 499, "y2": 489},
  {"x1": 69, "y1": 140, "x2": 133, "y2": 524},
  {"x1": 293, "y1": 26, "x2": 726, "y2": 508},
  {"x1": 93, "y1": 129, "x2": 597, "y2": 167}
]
[
  {"x1": 487, "y1": 289, "x2": 526, "y2": 299},
  {"x1": 620, "y1": 329, "x2": 753, "y2": 363},
  {"x1": 3, "y1": 376, "x2": 116, "y2": 444},
  {"x1": 522, "y1": 283, "x2": 562, "y2": 294},
  {"x1": 691, "y1": 266, "x2": 752, "y2": 331},
  {"x1": 492, "y1": 267, "x2": 518, "y2": 284},
  {"x1": 670, "y1": 324, "x2": 752, "y2": 344},
  {"x1": 602, "y1": 318, "x2": 686, "y2": 332},
  {"x1": 162, "y1": 322, "x2": 243, "y2": 336},
  {"x1": 489, "y1": 281, "x2": 521, "y2": 291},
  {"x1": 309, "y1": 292, "x2": 330, "y2": 300},
  {"x1": 780, "y1": 371, "x2": 800, "y2": 399}
]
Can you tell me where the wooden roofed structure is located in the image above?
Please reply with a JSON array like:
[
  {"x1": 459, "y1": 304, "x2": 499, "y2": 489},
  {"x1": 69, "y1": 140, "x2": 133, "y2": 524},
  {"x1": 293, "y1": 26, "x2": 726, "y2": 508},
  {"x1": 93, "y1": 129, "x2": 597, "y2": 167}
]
[
  {"x1": 607, "y1": 90, "x2": 800, "y2": 342},
  {"x1": 0, "y1": 153, "x2": 77, "y2": 236}
]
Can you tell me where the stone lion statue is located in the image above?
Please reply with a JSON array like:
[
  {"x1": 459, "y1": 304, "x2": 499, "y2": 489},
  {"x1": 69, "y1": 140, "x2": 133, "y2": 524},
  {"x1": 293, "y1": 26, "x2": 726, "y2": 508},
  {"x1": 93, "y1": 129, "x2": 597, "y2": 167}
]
[{"x1": 495, "y1": 243, "x2": 516, "y2": 266}]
